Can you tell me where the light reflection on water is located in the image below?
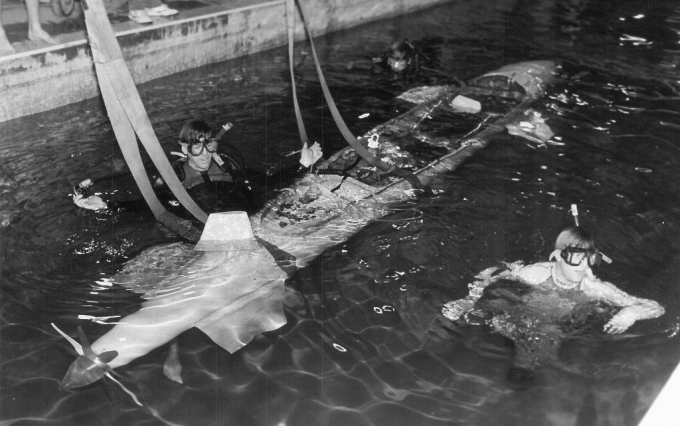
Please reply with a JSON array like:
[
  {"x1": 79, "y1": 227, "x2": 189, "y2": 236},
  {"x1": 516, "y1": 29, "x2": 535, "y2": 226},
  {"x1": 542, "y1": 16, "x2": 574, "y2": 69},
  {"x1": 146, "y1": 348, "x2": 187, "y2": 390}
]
[{"x1": 2, "y1": 0, "x2": 680, "y2": 425}]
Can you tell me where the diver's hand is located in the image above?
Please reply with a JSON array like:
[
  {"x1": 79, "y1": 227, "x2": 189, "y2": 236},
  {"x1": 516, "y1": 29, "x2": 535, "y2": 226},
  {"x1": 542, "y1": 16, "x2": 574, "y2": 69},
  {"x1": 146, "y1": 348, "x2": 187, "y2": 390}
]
[
  {"x1": 73, "y1": 193, "x2": 108, "y2": 210},
  {"x1": 604, "y1": 307, "x2": 638, "y2": 334},
  {"x1": 299, "y1": 142, "x2": 322, "y2": 168}
]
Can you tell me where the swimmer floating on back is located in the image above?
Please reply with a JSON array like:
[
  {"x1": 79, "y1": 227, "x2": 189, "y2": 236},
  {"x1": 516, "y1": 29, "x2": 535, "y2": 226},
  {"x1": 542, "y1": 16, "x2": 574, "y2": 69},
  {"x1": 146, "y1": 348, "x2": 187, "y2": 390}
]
[
  {"x1": 443, "y1": 220, "x2": 664, "y2": 385},
  {"x1": 72, "y1": 119, "x2": 253, "y2": 212}
]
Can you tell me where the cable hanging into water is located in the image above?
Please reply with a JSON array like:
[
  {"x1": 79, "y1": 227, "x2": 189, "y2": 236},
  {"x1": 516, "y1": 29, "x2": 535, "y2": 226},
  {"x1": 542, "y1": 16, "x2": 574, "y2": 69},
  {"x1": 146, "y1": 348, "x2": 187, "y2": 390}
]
[{"x1": 289, "y1": 0, "x2": 425, "y2": 190}]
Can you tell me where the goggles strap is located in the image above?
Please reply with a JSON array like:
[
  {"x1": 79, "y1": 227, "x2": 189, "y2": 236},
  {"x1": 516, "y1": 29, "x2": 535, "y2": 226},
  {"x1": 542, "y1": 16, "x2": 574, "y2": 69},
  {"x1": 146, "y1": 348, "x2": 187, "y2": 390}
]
[{"x1": 549, "y1": 249, "x2": 560, "y2": 261}]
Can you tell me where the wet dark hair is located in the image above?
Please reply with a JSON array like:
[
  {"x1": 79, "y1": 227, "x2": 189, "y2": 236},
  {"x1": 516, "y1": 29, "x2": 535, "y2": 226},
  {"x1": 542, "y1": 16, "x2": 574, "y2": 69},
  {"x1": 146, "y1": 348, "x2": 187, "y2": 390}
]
[
  {"x1": 179, "y1": 119, "x2": 213, "y2": 145},
  {"x1": 555, "y1": 226, "x2": 596, "y2": 250},
  {"x1": 391, "y1": 39, "x2": 413, "y2": 55}
]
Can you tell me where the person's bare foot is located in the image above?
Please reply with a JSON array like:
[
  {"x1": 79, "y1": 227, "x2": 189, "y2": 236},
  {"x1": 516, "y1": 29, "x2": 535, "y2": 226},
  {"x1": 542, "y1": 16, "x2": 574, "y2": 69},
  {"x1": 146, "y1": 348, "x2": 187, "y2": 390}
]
[
  {"x1": 28, "y1": 25, "x2": 58, "y2": 45},
  {"x1": 0, "y1": 28, "x2": 16, "y2": 55}
]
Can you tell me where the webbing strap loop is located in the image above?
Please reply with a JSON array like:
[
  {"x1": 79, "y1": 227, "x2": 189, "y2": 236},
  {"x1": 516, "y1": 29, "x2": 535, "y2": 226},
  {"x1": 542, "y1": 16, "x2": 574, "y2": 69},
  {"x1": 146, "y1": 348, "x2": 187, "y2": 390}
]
[
  {"x1": 82, "y1": 0, "x2": 206, "y2": 241},
  {"x1": 285, "y1": 0, "x2": 309, "y2": 147}
]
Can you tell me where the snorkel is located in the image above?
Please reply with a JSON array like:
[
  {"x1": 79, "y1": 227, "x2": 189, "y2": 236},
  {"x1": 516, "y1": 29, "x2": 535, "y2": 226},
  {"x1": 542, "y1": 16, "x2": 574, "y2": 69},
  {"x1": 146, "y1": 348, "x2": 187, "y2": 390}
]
[
  {"x1": 210, "y1": 122, "x2": 233, "y2": 168},
  {"x1": 570, "y1": 204, "x2": 580, "y2": 226}
]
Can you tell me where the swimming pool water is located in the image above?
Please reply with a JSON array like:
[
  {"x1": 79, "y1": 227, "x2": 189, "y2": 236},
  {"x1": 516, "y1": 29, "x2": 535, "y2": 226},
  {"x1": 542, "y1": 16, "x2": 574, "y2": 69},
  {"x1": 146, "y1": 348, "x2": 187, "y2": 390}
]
[{"x1": 1, "y1": 0, "x2": 680, "y2": 425}]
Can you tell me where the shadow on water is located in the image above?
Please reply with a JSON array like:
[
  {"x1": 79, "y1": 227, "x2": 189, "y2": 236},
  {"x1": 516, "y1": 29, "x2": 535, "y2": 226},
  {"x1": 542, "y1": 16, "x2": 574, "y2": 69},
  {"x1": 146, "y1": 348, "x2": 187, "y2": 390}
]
[{"x1": 2, "y1": 0, "x2": 680, "y2": 425}]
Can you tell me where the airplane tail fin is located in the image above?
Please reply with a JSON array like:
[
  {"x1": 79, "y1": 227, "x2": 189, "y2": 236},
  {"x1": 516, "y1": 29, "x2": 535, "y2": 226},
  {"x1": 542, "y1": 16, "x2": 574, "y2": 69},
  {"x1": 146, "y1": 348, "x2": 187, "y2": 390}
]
[{"x1": 52, "y1": 323, "x2": 117, "y2": 390}]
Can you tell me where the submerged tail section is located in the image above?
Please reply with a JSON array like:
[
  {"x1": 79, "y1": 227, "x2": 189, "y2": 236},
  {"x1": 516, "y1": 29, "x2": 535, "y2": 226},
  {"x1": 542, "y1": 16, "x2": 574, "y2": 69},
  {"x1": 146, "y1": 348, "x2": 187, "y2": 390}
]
[{"x1": 52, "y1": 324, "x2": 118, "y2": 390}]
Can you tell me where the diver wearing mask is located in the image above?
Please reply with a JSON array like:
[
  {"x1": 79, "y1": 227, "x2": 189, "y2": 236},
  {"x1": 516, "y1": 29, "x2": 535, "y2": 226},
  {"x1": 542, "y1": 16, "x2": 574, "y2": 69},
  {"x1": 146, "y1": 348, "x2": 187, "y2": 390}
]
[{"x1": 72, "y1": 119, "x2": 252, "y2": 212}]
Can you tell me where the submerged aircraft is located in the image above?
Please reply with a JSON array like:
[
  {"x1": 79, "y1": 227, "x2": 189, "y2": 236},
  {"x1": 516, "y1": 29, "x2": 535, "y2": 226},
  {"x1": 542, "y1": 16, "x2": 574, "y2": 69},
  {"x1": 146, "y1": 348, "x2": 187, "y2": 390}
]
[
  {"x1": 53, "y1": 0, "x2": 559, "y2": 398},
  {"x1": 54, "y1": 59, "x2": 558, "y2": 391}
]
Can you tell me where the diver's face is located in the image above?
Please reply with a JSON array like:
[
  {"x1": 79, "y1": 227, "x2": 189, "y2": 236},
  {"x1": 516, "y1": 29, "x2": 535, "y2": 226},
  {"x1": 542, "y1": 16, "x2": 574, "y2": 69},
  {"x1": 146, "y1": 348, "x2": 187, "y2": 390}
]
[
  {"x1": 181, "y1": 142, "x2": 212, "y2": 171},
  {"x1": 188, "y1": 149, "x2": 212, "y2": 170},
  {"x1": 555, "y1": 250, "x2": 589, "y2": 282},
  {"x1": 392, "y1": 49, "x2": 406, "y2": 59}
]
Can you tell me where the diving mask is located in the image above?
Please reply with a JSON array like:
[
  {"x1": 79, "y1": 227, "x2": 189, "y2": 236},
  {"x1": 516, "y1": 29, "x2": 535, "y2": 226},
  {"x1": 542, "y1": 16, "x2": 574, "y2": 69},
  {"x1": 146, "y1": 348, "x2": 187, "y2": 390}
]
[
  {"x1": 560, "y1": 247, "x2": 602, "y2": 267},
  {"x1": 189, "y1": 138, "x2": 218, "y2": 156}
]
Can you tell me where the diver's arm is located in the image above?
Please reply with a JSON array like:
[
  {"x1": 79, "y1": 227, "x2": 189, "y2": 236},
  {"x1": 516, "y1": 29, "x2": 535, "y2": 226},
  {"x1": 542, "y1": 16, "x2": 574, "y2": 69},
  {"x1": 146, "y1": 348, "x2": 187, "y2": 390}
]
[
  {"x1": 442, "y1": 264, "x2": 512, "y2": 322},
  {"x1": 582, "y1": 274, "x2": 664, "y2": 318},
  {"x1": 582, "y1": 272, "x2": 664, "y2": 333},
  {"x1": 511, "y1": 262, "x2": 552, "y2": 286}
]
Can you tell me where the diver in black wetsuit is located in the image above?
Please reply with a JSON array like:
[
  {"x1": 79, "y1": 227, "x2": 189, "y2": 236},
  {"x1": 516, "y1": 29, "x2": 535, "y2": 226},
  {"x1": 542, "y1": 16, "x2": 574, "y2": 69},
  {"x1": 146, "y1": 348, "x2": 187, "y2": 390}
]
[
  {"x1": 366, "y1": 38, "x2": 466, "y2": 87},
  {"x1": 72, "y1": 119, "x2": 254, "y2": 212},
  {"x1": 371, "y1": 38, "x2": 425, "y2": 77},
  {"x1": 372, "y1": 39, "x2": 418, "y2": 73}
]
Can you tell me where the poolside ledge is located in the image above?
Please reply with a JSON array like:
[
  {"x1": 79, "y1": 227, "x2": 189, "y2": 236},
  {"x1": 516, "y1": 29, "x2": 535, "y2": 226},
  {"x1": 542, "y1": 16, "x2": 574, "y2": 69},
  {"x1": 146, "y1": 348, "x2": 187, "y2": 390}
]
[
  {"x1": 0, "y1": 0, "x2": 451, "y2": 123},
  {"x1": 638, "y1": 357, "x2": 680, "y2": 426}
]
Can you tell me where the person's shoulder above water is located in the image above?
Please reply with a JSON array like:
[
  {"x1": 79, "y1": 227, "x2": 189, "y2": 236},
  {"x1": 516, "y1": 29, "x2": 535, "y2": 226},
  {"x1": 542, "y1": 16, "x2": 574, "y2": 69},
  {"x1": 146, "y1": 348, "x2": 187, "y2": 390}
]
[{"x1": 511, "y1": 261, "x2": 552, "y2": 285}]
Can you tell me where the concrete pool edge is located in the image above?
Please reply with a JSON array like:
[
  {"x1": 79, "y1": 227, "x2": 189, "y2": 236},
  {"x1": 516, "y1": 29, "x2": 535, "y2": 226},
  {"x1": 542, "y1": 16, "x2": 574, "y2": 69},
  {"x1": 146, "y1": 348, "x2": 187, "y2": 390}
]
[
  {"x1": 0, "y1": 0, "x2": 453, "y2": 123},
  {"x1": 638, "y1": 356, "x2": 680, "y2": 426}
]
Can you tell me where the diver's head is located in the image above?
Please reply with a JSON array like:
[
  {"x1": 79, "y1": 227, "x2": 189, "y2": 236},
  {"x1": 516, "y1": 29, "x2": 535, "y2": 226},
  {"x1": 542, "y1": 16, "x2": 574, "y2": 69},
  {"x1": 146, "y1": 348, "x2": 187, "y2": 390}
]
[
  {"x1": 179, "y1": 119, "x2": 217, "y2": 171},
  {"x1": 387, "y1": 40, "x2": 413, "y2": 72},
  {"x1": 390, "y1": 41, "x2": 407, "y2": 59},
  {"x1": 390, "y1": 39, "x2": 413, "y2": 57},
  {"x1": 553, "y1": 226, "x2": 601, "y2": 283},
  {"x1": 555, "y1": 226, "x2": 595, "y2": 251}
]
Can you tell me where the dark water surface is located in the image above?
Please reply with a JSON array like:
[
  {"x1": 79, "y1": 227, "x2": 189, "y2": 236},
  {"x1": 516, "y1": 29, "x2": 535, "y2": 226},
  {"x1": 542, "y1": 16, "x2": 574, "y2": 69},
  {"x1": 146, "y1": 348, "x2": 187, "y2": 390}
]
[{"x1": 2, "y1": 0, "x2": 680, "y2": 425}]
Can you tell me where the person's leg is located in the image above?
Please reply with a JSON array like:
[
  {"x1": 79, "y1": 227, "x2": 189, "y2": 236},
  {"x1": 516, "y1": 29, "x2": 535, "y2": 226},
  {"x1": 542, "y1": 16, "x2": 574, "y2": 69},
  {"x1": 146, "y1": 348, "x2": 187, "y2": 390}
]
[
  {"x1": 0, "y1": 0, "x2": 16, "y2": 55},
  {"x1": 128, "y1": 0, "x2": 152, "y2": 24},
  {"x1": 26, "y1": 0, "x2": 57, "y2": 44}
]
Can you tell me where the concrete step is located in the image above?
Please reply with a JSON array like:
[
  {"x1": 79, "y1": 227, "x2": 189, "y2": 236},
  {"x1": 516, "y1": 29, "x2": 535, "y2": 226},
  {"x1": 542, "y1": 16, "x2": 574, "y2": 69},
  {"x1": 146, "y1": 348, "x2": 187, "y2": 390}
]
[
  {"x1": 1, "y1": 0, "x2": 227, "y2": 51},
  {"x1": 0, "y1": 0, "x2": 451, "y2": 123}
]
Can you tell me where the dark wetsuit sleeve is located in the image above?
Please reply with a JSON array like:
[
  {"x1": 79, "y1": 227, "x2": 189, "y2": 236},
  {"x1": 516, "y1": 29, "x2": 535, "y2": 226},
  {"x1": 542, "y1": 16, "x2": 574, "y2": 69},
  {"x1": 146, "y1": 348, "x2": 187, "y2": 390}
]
[{"x1": 151, "y1": 160, "x2": 186, "y2": 188}]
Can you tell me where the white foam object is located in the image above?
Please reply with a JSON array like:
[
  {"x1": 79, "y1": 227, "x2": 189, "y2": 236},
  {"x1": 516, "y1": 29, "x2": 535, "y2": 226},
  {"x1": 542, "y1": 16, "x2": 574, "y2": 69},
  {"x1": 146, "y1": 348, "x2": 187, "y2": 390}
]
[
  {"x1": 450, "y1": 95, "x2": 481, "y2": 113},
  {"x1": 194, "y1": 212, "x2": 259, "y2": 251}
]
